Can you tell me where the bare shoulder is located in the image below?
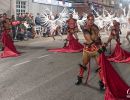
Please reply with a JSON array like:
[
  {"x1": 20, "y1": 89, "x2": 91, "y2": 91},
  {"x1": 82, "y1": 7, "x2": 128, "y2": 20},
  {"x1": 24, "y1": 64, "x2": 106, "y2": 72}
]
[{"x1": 93, "y1": 24, "x2": 99, "y2": 30}]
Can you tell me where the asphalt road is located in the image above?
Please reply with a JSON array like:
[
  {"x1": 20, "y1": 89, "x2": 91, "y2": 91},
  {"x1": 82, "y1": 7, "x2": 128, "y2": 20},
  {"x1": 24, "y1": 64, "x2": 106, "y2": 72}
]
[{"x1": 0, "y1": 33, "x2": 130, "y2": 100}]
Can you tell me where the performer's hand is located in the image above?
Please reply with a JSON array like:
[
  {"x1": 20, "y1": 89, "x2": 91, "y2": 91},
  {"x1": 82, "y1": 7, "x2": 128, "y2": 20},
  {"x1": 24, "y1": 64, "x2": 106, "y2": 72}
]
[
  {"x1": 97, "y1": 46, "x2": 106, "y2": 54},
  {"x1": 88, "y1": 44, "x2": 92, "y2": 48}
]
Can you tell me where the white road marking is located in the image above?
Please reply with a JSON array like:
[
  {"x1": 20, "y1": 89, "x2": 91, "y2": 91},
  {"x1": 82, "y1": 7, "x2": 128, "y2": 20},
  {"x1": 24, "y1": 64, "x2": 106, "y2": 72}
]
[
  {"x1": 37, "y1": 54, "x2": 50, "y2": 59},
  {"x1": 12, "y1": 54, "x2": 50, "y2": 67},
  {"x1": 12, "y1": 61, "x2": 31, "y2": 67}
]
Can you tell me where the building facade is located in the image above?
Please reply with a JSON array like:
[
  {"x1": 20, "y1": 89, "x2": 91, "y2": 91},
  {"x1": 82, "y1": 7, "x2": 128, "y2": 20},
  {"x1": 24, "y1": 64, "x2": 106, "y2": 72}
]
[
  {"x1": 72, "y1": 0, "x2": 119, "y2": 15},
  {"x1": 0, "y1": 0, "x2": 16, "y2": 16},
  {"x1": 16, "y1": 0, "x2": 66, "y2": 17},
  {"x1": 0, "y1": 0, "x2": 67, "y2": 17}
]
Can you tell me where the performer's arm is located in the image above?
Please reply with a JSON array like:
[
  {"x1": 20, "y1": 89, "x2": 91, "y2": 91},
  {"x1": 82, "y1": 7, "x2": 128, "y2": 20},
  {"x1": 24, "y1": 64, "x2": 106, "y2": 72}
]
[
  {"x1": 104, "y1": 29, "x2": 115, "y2": 46},
  {"x1": 73, "y1": 20, "x2": 79, "y2": 40},
  {"x1": 74, "y1": 32, "x2": 78, "y2": 40}
]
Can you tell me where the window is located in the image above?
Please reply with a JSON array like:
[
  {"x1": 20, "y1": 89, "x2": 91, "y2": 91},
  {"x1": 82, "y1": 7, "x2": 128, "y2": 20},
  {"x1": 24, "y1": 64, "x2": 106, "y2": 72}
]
[{"x1": 16, "y1": 1, "x2": 26, "y2": 15}]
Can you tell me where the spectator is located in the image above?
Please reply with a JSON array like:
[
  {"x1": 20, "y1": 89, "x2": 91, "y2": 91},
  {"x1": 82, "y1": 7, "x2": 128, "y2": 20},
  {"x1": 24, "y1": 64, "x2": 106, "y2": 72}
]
[
  {"x1": 3, "y1": 13, "x2": 8, "y2": 20},
  {"x1": 35, "y1": 13, "x2": 41, "y2": 25}
]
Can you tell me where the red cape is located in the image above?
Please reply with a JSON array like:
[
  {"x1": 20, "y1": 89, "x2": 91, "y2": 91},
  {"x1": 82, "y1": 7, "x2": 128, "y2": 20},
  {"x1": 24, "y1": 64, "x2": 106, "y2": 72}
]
[
  {"x1": 108, "y1": 43, "x2": 130, "y2": 63},
  {"x1": 48, "y1": 34, "x2": 83, "y2": 53},
  {"x1": 99, "y1": 53, "x2": 130, "y2": 100},
  {"x1": 0, "y1": 31, "x2": 20, "y2": 58}
]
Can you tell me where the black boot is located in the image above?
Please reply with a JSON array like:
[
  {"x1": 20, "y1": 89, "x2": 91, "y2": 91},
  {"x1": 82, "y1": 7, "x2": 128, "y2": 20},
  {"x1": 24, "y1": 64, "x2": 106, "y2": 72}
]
[
  {"x1": 63, "y1": 39, "x2": 68, "y2": 48},
  {"x1": 63, "y1": 42, "x2": 67, "y2": 48},
  {"x1": 99, "y1": 80, "x2": 105, "y2": 91},
  {"x1": 75, "y1": 76, "x2": 83, "y2": 85}
]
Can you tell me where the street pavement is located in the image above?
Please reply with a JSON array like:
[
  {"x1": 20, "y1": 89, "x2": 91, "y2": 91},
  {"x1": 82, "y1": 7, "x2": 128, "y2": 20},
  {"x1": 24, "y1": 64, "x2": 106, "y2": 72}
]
[{"x1": 0, "y1": 32, "x2": 130, "y2": 100}]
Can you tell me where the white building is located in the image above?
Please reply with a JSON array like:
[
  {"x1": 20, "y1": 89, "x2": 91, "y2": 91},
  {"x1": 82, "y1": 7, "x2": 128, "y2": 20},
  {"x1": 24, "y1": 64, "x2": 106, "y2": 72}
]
[{"x1": 0, "y1": 0, "x2": 71, "y2": 17}]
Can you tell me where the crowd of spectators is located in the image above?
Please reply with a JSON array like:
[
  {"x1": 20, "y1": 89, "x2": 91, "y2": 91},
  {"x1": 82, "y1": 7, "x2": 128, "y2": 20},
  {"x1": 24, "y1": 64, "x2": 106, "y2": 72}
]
[
  {"x1": 0, "y1": 12, "x2": 37, "y2": 41},
  {"x1": 1, "y1": 12, "x2": 68, "y2": 42}
]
